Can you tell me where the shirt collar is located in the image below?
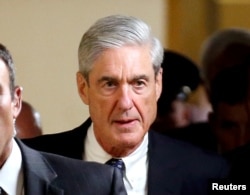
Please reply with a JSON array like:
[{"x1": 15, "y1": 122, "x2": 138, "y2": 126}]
[
  {"x1": 83, "y1": 123, "x2": 112, "y2": 163},
  {"x1": 84, "y1": 123, "x2": 148, "y2": 193},
  {"x1": 0, "y1": 138, "x2": 23, "y2": 195}
]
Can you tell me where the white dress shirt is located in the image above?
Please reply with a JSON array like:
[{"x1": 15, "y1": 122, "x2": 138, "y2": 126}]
[
  {"x1": 0, "y1": 139, "x2": 24, "y2": 195},
  {"x1": 83, "y1": 124, "x2": 148, "y2": 195}
]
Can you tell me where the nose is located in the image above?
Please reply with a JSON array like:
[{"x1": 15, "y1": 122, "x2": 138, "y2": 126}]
[{"x1": 117, "y1": 86, "x2": 133, "y2": 111}]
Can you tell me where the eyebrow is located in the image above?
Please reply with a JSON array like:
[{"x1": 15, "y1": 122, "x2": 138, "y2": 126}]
[
  {"x1": 97, "y1": 76, "x2": 117, "y2": 85},
  {"x1": 97, "y1": 74, "x2": 150, "y2": 84},
  {"x1": 132, "y1": 74, "x2": 149, "y2": 82},
  {"x1": 98, "y1": 76, "x2": 114, "y2": 81}
]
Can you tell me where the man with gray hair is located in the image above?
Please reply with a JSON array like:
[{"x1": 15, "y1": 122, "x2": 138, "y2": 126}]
[{"x1": 24, "y1": 15, "x2": 230, "y2": 195}]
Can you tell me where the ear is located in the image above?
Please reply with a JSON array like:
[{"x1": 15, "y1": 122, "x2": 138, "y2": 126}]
[
  {"x1": 12, "y1": 86, "x2": 22, "y2": 119},
  {"x1": 155, "y1": 68, "x2": 162, "y2": 101},
  {"x1": 174, "y1": 100, "x2": 191, "y2": 127},
  {"x1": 76, "y1": 71, "x2": 89, "y2": 105},
  {"x1": 182, "y1": 103, "x2": 192, "y2": 126}
]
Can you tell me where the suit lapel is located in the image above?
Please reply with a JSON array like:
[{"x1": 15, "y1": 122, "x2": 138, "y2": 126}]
[
  {"x1": 16, "y1": 139, "x2": 64, "y2": 195},
  {"x1": 23, "y1": 170, "x2": 63, "y2": 195}
]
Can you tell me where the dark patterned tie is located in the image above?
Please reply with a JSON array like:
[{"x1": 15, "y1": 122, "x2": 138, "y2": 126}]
[{"x1": 105, "y1": 158, "x2": 125, "y2": 176}]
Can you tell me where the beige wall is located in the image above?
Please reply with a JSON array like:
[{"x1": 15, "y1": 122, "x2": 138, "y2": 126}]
[
  {"x1": 0, "y1": 1, "x2": 168, "y2": 134},
  {"x1": 216, "y1": 1, "x2": 250, "y2": 29},
  {"x1": 168, "y1": 0, "x2": 250, "y2": 66},
  {"x1": 167, "y1": 0, "x2": 219, "y2": 65}
]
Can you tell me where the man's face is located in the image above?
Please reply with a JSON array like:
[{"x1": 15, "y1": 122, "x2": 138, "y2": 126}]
[
  {"x1": 77, "y1": 45, "x2": 162, "y2": 156},
  {"x1": 210, "y1": 102, "x2": 250, "y2": 153},
  {"x1": 0, "y1": 59, "x2": 21, "y2": 166}
]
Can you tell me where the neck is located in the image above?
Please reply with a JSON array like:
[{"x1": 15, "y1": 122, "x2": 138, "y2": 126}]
[
  {"x1": 100, "y1": 140, "x2": 143, "y2": 158},
  {"x1": 0, "y1": 138, "x2": 13, "y2": 168}
]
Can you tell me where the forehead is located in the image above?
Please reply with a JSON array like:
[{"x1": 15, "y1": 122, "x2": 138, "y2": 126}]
[
  {"x1": 0, "y1": 59, "x2": 9, "y2": 79},
  {"x1": 0, "y1": 59, "x2": 10, "y2": 94},
  {"x1": 90, "y1": 45, "x2": 153, "y2": 77}
]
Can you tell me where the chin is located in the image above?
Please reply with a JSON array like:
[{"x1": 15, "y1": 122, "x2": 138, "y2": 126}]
[{"x1": 117, "y1": 134, "x2": 142, "y2": 146}]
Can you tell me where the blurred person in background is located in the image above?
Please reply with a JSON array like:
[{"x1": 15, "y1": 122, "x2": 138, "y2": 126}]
[
  {"x1": 151, "y1": 50, "x2": 216, "y2": 151},
  {"x1": 152, "y1": 49, "x2": 211, "y2": 132},
  {"x1": 200, "y1": 27, "x2": 250, "y2": 154},
  {"x1": 15, "y1": 100, "x2": 43, "y2": 139}
]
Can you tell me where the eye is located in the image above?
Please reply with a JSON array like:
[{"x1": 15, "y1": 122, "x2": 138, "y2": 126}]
[
  {"x1": 132, "y1": 79, "x2": 147, "y2": 92},
  {"x1": 135, "y1": 80, "x2": 145, "y2": 87},
  {"x1": 104, "y1": 80, "x2": 117, "y2": 88},
  {"x1": 99, "y1": 79, "x2": 118, "y2": 96}
]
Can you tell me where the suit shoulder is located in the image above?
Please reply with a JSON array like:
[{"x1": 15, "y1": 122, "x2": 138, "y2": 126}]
[
  {"x1": 43, "y1": 151, "x2": 110, "y2": 171},
  {"x1": 149, "y1": 131, "x2": 229, "y2": 175},
  {"x1": 43, "y1": 152, "x2": 121, "y2": 180},
  {"x1": 16, "y1": 138, "x2": 127, "y2": 195},
  {"x1": 20, "y1": 122, "x2": 88, "y2": 157}
]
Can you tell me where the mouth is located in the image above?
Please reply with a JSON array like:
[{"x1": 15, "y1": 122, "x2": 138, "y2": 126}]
[{"x1": 112, "y1": 119, "x2": 137, "y2": 126}]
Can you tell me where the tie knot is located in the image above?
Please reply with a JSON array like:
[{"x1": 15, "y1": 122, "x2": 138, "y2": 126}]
[{"x1": 105, "y1": 158, "x2": 125, "y2": 174}]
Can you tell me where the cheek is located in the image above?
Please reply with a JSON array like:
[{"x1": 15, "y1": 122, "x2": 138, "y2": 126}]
[
  {"x1": 0, "y1": 106, "x2": 15, "y2": 133},
  {"x1": 139, "y1": 94, "x2": 157, "y2": 124},
  {"x1": 88, "y1": 95, "x2": 112, "y2": 118}
]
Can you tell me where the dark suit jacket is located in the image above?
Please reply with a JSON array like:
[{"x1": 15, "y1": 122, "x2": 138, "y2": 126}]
[
  {"x1": 23, "y1": 118, "x2": 230, "y2": 195},
  {"x1": 16, "y1": 139, "x2": 126, "y2": 195},
  {"x1": 161, "y1": 122, "x2": 218, "y2": 152},
  {"x1": 224, "y1": 143, "x2": 250, "y2": 183}
]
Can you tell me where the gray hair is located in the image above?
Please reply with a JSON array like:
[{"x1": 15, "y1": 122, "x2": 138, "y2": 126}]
[
  {"x1": 78, "y1": 15, "x2": 163, "y2": 81},
  {"x1": 200, "y1": 27, "x2": 250, "y2": 87}
]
